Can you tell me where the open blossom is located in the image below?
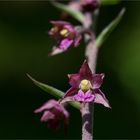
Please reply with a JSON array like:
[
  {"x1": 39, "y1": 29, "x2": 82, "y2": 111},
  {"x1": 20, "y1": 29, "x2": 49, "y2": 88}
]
[
  {"x1": 48, "y1": 21, "x2": 82, "y2": 56},
  {"x1": 34, "y1": 99, "x2": 69, "y2": 129},
  {"x1": 62, "y1": 60, "x2": 111, "y2": 108}
]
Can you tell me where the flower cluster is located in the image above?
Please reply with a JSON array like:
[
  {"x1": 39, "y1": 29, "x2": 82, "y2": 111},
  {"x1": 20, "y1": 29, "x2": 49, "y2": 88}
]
[
  {"x1": 35, "y1": 61, "x2": 110, "y2": 130},
  {"x1": 33, "y1": 0, "x2": 111, "y2": 133}
]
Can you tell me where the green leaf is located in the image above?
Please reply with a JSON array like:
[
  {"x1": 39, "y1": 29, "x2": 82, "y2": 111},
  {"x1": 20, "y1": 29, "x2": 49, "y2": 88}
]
[
  {"x1": 27, "y1": 74, "x2": 64, "y2": 98},
  {"x1": 96, "y1": 8, "x2": 125, "y2": 48},
  {"x1": 101, "y1": 0, "x2": 121, "y2": 5},
  {"x1": 51, "y1": 2, "x2": 84, "y2": 23},
  {"x1": 27, "y1": 74, "x2": 80, "y2": 110}
]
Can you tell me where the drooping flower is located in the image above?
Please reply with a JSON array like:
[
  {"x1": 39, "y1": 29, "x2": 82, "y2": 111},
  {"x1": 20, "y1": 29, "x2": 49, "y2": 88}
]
[
  {"x1": 34, "y1": 99, "x2": 69, "y2": 129},
  {"x1": 81, "y1": 0, "x2": 100, "y2": 12},
  {"x1": 48, "y1": 21, "x2": 82, "y2": 56},
  {"x1": 62, "y1": 60, "x2": 111, "y2": 108},
  {"x1": 67, "y1": 0, "x2": 100, "y2": 13}
]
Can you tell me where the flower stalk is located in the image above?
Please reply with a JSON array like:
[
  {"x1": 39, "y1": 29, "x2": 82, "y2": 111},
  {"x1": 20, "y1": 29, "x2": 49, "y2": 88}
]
[
  {"x1": 82, "y1": 10, "x2": 99, "y2": 140},
  {"x1": 82, "y1": 40, "x2": 98, "y2": 140}
]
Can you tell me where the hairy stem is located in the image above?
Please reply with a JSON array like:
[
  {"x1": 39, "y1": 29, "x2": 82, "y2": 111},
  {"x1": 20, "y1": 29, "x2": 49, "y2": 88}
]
[
  {"x1": 81, "y1": 102, "x2": 94, "y2": 140},
  {"x1": 86, "y1": 38, "x2": 98, "y2": 72},
  {"x1": 81, "y1": 10, "x2": 99, "y2": 140},
  {"x1": 81, "y1": 40, "x2": 98, "y2": 140}
]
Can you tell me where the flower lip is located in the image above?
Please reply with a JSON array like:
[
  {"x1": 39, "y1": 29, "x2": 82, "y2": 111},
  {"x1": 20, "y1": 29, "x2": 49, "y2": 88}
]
[{"x1": 74, "y1": 89, "x2": 95, "y2": 102}]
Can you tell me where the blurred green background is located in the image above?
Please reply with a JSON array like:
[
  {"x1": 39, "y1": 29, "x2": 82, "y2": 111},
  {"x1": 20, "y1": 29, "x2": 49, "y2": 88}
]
[{"x1": 0, "y1": 1, "x2": 140, "y2": 139}]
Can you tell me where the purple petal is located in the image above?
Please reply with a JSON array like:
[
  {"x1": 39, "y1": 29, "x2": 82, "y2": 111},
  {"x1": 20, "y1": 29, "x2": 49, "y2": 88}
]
[
  {"x1": 74, "y1": 90, "x2": 95, "y2": 102},
  {"x1": 84, "y1": 90, "x2": 95, "y2": 102},
  {"x1": 84, "y1": 90, "x2": 93, "y2": 98},
  {"x1": 59, "y1": 39, "x2": 73, "y2": 50},
  {"x1": 79, "y1": 60, "x2": 93, "y2": 81},
  {"x1": 50, "y1": 21, "x2": 70, "y2": 27},
  {"x1": 34, "y1": 100, "x2": 58, "y2": 113},
  {"x1": 49, "y1": 46, "x2": 65, "y2": 56},
  {"x1": 74, "y1": 34, "x2": 82, "y2": 47},
  {"x1": 74, "y1": 90, "x2": 95, "y2": 103},
  {"x1": 74, "y1": 95, "x2": 84, "y2": 102},
  {"x1": 78, "y1": 90, "x2": 85, "y2": 97},
  {"x1": 68, "y1": 73, "x2": 81, "y2": 87},
  {"x1": 74, "y1": 90, "x2": 85, "y2": 102},
  {"x1": 92, "y1": 73, "x2": 104, "y2": 89},
  {"x1": 40, "y1": 111, "x2": 55, "y2": 122},
  {"x1": 63, "y1": 109, "x2": 69, "y2": 119},
  {"x1": 85, "y1": 95, "x2": 95, "y2": 102},
  {"x1": 94, "y1": 89, "x2": 111, "y2": 108},
  {"x1": 35, "y1": 99, "x2": 70, "y2": 130},
  {"x1": 63, "y1": 87, "x2": 78, "y2": 98},
  {"x1": 64, "y1": 24, "x2": 75, "y2": 33}
]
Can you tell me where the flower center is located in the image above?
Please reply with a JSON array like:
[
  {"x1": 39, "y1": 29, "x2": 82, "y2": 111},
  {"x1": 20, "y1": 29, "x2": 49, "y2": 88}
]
[
  {"x1": 60, "y1": 29, "x2": 69, "y2": 37},
  {"x1": 79, "y1": 79, "x2": 92, "y2": 92}
]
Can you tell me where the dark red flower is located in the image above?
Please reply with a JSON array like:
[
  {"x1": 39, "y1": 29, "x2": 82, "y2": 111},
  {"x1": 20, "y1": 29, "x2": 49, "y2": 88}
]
[
  {"x1": 67, "y1": 0, "x2": 100, "y2": 13},
  {"x1": 34, "y1": 99, "x2": 69, "y2": 129},
  {"x1": 81, "y1": 0, "x2": 100, "y2": 12},
  {"x1": 62, "y1": 60, "x2": 111, "y2": 108},
  {"x1": 48, "y1": 21, "x2": 82, "y2": 55}
]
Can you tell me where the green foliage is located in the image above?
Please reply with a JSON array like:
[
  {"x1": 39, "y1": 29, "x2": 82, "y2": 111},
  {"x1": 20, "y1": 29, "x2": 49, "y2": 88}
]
[
  {"x1": 101, "y1": 0, "x2": 121, "y2": 5},
  {"x1": 96, "y1": 8, "x2": 125, "y2": 48},
  {"x1": 27, "y1": 74, "x2": 64, "y2": 98},
  {"x1": 51, "y1": 2, "x2": 84, "y2": 23},
  {"x1": 27, "y1": 74, "x2": 80, "y2": 110}
]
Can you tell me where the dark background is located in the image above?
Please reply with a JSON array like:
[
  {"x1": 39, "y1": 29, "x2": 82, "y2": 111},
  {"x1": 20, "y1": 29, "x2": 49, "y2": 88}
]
[{"x1": 0, "y1": 0, "x2": 140, "y2": 139}]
